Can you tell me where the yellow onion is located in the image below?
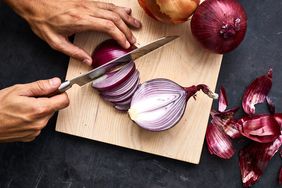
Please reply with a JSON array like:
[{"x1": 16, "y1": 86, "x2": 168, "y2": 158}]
[{"x1": 138, "y1": 0, "x2": 200, "y2": 24}]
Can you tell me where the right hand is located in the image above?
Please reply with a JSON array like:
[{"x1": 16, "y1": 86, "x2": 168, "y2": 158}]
[
  {"x1": 0, "y1": 78, "x2": 69, "y2": 143},
  {"x1": 4, "y1": 0, "x2": 142, "y2": 65}
]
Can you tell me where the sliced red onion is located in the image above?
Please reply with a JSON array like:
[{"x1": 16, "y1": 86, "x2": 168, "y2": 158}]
[
  {"x1": 91, "y1": 39, "x2": 136, "y2": 68},
  {"x1": 242, "y1": 69, "x2": 272, "y2": 115},
  {"x1": 211, "y1": 107, "x2": 240, "y2": 139},
  {"x1": 92, "y1": 61, "x2": 135, "y2": 91},
  {"x1": 237, "y1": 114, "x2": 281, "y2": 143},
  {"x1": 279, "y1": 167, "x2": 282, "y2": 185},
  {"x1": 218, "y1": 86, "x2": 228, "y2": 112},
  {"x1": 266, "y1": 96, "x2": 275, "y2": 115},
  {"x1": 101, "y1": 78, "x2": 139, "y2": 103},
  {"x1": 114, "y1": 97, "x2": 132, "y2": 106},
  {"x1": 206, "y1": 123, "x2": 235, "y2": 159},
  {"x1": 101, "y1": 70, "x2": 139, "y2": 97},
  {"x1": 128, "y1": 78, "x2": 218, "y2": 131},
  {"x1": 239, "y1": 135, "x2": 282, "y2": 187}
]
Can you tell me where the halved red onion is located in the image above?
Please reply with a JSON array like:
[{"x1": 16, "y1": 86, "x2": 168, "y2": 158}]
[
  {"x1": 237, "y1": 114, "x2": 281, "y2": 143},
  {"x1": 206, "y1": 123, "x2": 235, "y2": 159},
  {"x1": 114, "y1": 97, "x2": 132, "y2": 106},
  {"x1": 218, "y1": 86, "x2": 228, "y2": 112},
  {"x1": 211, "y1": 107, "x2": 240, "y2": 139},
  {"x1": 128, "y1": 78, "x2": 218, "y2": 131},
  {"x1": 92, "y1": 61, "x2": 135, "y2": 91},
  {"x1": 101, "y1": 70, "x2": 140, "y2": 97},
  {"x1": 242, "y1": 69, "x2": 272, "y2": 115},
  {"x1": 101, "y1": 78, "x2": 139, "y2": 103},
  {"x1": 91, "y1": 39, "x2": 136, "y2": 68},
  {"x1": 239, "y1": 135, "x2": 282, "y2": 187}
]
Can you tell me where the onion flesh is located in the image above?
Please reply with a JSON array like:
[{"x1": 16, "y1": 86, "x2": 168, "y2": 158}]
[{"x1": 129, "y1": 78, "x2": 217, "y2": 131}]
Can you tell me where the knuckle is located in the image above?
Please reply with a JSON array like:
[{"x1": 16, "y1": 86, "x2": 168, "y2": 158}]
[
  {"x1": 111, "y1": 14, "x2": 122, "y2": 23},
  {"x1": 104, "y1": 21, "x2": 115, "y2": 31},
  {"x1": 49, "y1": 39, "x2": 63, "y2": 51},
  {"x1": 107, "y1": 3, "x2": 115, "y2": 9},
  {"x1": 33, "y1": 105, "x2": 50, "y2": 117}
]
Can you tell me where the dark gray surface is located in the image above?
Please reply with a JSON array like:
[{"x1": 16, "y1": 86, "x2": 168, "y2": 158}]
[{"x1": 0, "y1": 1, "x2": 281, "y2": 187}]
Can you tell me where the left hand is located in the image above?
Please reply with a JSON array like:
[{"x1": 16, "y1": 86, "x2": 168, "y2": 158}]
[{"x1": 4, "y1": 0, "x2": 142, "y2": 65}]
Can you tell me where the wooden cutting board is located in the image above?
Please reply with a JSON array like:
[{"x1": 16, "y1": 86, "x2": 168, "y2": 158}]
[{"x1": 56, "y1": 0, "x2": 222, "y2": 164}]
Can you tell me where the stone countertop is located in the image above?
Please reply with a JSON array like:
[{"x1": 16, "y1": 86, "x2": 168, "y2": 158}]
[{"x1": 0, "y1": 1, "x2": 281, "y2": 187}]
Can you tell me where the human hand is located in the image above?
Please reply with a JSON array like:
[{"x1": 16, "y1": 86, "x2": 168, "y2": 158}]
[
  {"x1": 0, "y1": 78, "x2": 69, "y2": 143},
  {"x1": 4, "y1": 0, "x2": 142, "y2": 65}
]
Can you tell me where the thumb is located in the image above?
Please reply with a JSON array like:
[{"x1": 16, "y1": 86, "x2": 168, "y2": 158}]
[{"x1": 21, "y1": 77, "x2": 61, "y2": 97}]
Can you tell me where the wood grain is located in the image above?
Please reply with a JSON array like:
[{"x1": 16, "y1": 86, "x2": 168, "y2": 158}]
[{"x1": 56, "y1": 0, "x2": 223, "y2": 164}]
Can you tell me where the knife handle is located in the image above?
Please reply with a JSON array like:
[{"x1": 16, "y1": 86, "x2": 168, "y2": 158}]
[{"x1": 46, "y1": 80, "x2": 72, "y2": 97}]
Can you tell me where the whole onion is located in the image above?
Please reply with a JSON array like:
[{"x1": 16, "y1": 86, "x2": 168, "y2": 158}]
[
  {"x1": 191, "y1": 0, "x2": 247, "y2": 53},
  {"x1": 138, "y1": 0, "x2": 200, "y2": 24}
]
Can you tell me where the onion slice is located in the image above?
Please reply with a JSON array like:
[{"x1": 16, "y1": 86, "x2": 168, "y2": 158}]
[
  {"x1": 242, "y1": 69, "x2": 272, "y2": 115},
  {"x1": 101, "y1": 70, "x2": 139, "y2": 97},
  {"x1": 206, "y1": 123, "x2": 235, "y2": 159},
  {"x1": 239, "y1": 135, "x2": 282, "y2": 187},
  {"x1": 92, "y1": 61, "x2": 135, "y2": 91},
  {"x1": 237, "y1": 114, "x2": 281, "y2": 143}
]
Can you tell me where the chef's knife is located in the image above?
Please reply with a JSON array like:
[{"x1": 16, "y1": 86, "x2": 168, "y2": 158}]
[{"x1": 57, "y1": 35, "x2": 179, "y2": 93}]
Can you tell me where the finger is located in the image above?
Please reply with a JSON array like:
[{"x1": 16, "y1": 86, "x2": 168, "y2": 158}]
[
  {"x1": 81, "y1": 17, "x2": 129, "y2": 49},
  {"x1": 93, "y1": 9, "x2": 136, "y2": 44},
  {"x1": 113, "y1": 7, "x2": 142, "y2": 29},
  {"x1": 20, "y1": 77, "x2": 61, "y2": 97},
  {"x1": 48, "y1": 34, "x2": 92, "y2": 65},
  {"x1": 94, "y1": 2, "x2": 141, "y2": 28},
  {"x1": 37, "y1": 93, "x2": 70, "y2": 113}
]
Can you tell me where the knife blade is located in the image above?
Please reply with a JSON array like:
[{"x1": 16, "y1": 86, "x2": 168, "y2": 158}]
[{"x1": 58, "y1": 35, "x2": 179, "y2": 93}]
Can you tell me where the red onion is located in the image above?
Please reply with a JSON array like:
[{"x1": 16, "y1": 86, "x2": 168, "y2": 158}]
[
  {"x1": 191, "y1": 0, "x2": 247, "y2": 53},
  {"x1": 242, "y1": 69, "x2": 272, "y2": 115},
  {"x1": 266, "y1": 96, "x2": 275, "y2": 115},
  {"x1": 128, "y1": 78, "x2": 218, "y2": 131},
  {"x1": 206, "y1": 123, "x2": 235, "y2": 159},
  {"x1": 91, "y1": 39, "x2": 136, "y2": 68},
  {"x1": 138, "y1": 0, "x2": 200, "y2": 24},
  {"x1": 218, "y1": 86, "x2": 228, "y2": 112}
]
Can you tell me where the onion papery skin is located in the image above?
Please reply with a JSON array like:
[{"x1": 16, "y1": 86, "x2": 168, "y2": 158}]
[
  {"x1": 91, "y1": 39, "x2": 136, "y2": 68},
  {"x1": 138, "y1": 0, "x2": 200, "y2": 24},
  {"x1": 191, "y1": 0, "x2": 247, "y2": 53}
]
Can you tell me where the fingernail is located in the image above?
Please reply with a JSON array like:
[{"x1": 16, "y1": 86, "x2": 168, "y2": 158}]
[
  {"x1": 134, "y1": 19, "x2": 141, "y2": 28},
  {"x1": 131, "y1": 36, "x2": 136, "y2": 44},
  {"x1": 83, "y1": 59, "x2": 92, "y2": 66},
  {"x1": 125, "y1": 41, "x2": 130, "y2": 49},
  {"x1": 49, "y1": 77, "x2": 61, "y2": 87}
]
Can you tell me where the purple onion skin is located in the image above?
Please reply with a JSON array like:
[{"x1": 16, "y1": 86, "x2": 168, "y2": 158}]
[
  {"x1": 92, "y1": 39, "x2": 136, "y2": 68},
  {"x1": 191, "y1": 0, "x2": 247, "y2": 54}
]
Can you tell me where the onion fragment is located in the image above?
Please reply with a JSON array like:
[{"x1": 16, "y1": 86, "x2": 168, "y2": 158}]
[
  {"x1": 237, "y1": 114, "x2": 281, "y2": 143},
  {"x1": 239, "y1": 135, "x2": 282, "y2": 187},
  {"x1": 206, "y1": 123, "x2": 235, "y2": 159},
  {"x1": 218, "y1": 86, "x2": 228, "y2": 112},
  {"x1": 242, "y1": 69, "x2": 272, "y2": 115}
]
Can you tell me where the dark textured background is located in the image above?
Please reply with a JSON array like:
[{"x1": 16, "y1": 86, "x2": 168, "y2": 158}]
[{"x1": 0, "y1": 1, "x2": 281, "y2": 187}]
